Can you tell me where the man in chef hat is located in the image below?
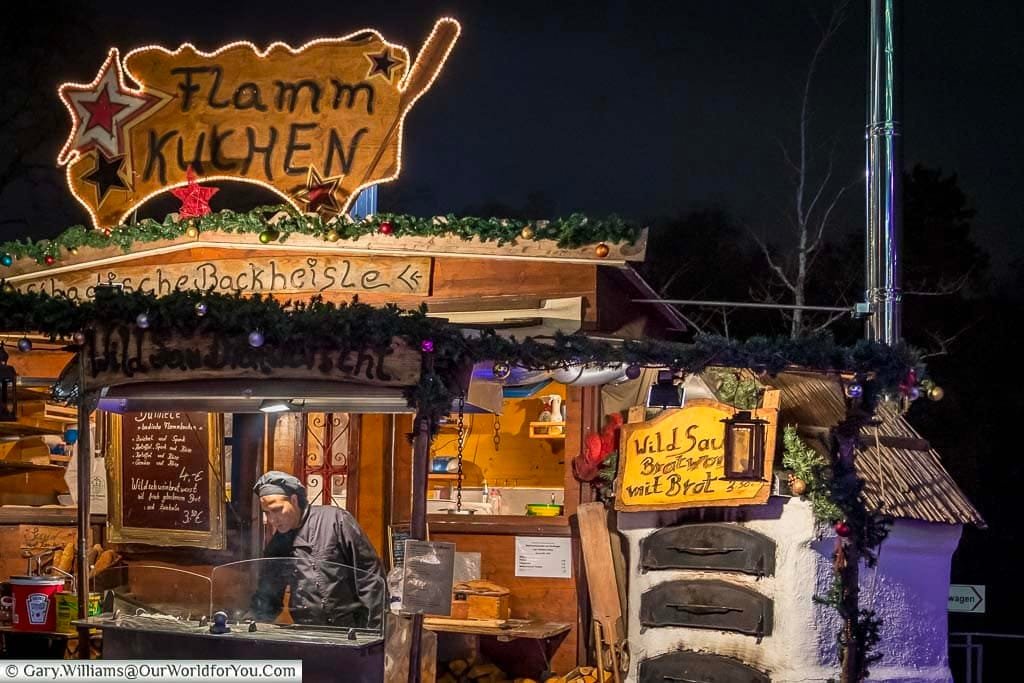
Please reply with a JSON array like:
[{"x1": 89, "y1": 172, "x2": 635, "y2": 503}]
[{"x1": 250, "y1": 471, "x2": 385, "y2": 629}]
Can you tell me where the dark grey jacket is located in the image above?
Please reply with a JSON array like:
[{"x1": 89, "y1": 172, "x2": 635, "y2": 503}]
[{"x1": 251, "y1": 505, "x2": 386, "y2": 628}]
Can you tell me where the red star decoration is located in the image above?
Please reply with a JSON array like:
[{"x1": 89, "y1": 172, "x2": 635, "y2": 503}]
[
  {"x1": 80, "y1": 88, "x2": 130, "y2": 135},
  {"x1": 171, "y1": 167, "x2": 219, "y2": 219},
  {"x1": 58, "y1": 48, "x2": 164, "y2": 164}
]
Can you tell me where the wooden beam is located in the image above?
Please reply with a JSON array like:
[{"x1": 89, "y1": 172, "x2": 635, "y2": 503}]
[
  {"x1": 232, "y1": 414, "x2": 265, "y2": 560},
  {"x1": 5, "y1": 228, "x2": 647, "y2": 282},
  {"x1": 409, "y1": 416, "x2": 431, "y2": 541}
]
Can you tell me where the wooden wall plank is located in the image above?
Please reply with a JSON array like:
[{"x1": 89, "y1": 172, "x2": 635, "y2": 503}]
[
  {"x1": 358, "y1": 414, "x2": 387, "y2": 557},
  {"x1": 392, "y1": 415, "x2": 413, "y2": 525}
]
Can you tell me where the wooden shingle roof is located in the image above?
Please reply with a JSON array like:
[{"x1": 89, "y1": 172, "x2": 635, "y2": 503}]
[{"x1": 765, "y1": 371, "x2": 985, "y2": 528}]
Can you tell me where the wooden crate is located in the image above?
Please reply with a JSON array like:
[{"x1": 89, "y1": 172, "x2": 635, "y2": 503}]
[{"x1": 467, "y1": 594, "x2": 510, "y2": 620}]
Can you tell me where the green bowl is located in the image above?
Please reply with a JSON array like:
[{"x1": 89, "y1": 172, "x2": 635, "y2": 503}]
[{"x1": 525, "y1": 504, "x2": 563, "y2": 516}]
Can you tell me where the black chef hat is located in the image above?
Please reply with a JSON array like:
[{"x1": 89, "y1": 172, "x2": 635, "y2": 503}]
[{"x1": 253, "y1": 471, "x2": 307, "y2": 504}]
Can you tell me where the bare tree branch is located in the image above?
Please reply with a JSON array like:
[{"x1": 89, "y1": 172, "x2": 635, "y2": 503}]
[
  {"x1": 748, "y1": 226, "x2": 797, "y2": 293},
  {"x1": 658, "y1": 265, "x2": 692, "y2": 298},
  {"x1": 660, "y1": 304, "x2": 709, "y2": 337},
  {"x1": 753, "y1": 0, "x2": 852, "y2": 338},
  {"x1": 807, "y1": 181, "x2": 854, "y2": 260},
  {"x1": 919, "y1": 321, "x2": 980, "y2": 359},
  {"x1": 904, "y1": 270, "x2": 973, "y2": 297},
  {"x1": 804, "y1": 144, "x2": 837, "y2": 225},
  {"x1": 776, "y1": 138, "x2": 800, "y2": 174}
]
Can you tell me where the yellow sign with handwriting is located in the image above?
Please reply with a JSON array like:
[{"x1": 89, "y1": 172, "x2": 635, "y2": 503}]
[
  {"x1": 614, "y1": 399, "x2": 777, "y2": 511},
  {"x1": 58, "y1": 19, "x2": 460, "y2": 228}
]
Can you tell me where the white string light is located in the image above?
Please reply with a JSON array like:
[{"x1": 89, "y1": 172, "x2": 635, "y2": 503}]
[{"x1": 56, "y1": 18, "x2": 461, "y2": 229}]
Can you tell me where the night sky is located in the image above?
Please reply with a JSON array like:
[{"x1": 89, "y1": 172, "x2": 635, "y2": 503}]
[{"x1": 2, "y1": 1, "x2": 1022, "y2": 275}]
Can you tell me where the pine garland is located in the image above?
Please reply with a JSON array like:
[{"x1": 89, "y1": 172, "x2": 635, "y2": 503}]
[
  {"x1": 784, "y1": 426, "x2": 890, "y2": 676},
  {"x1": 595, "y1": 452, "x2": 619, "y2": 502},
  {"x1": 0, "y1": 205, "x2": 642, "y2": 264},
  {"x1": 1, "y1": 284, "x2": 909, "y2": 677},
  {"x1": 705, "y1": 368, "x2": 762, "y2": 409},
  {"x1": 782, "y1": 426, "x2": 843, "y2": 522},
  {"x1": 0, "y1": 287, "x2": 924, "y2": 429}
]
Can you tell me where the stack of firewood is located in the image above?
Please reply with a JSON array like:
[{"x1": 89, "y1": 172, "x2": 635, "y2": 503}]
[{"x1": 436, "y1": 655, "x2": 561, "y2": 683}]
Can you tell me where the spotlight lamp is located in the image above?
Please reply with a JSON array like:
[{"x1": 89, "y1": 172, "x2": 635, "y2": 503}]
[{"x1": 647, "y1": 369, "x2": 683, "y2": 409}]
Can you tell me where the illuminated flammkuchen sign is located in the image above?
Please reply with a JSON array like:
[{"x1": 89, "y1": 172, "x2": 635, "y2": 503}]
[{"x1": 58, "y1": 18, "x2": 460, "y2": 228}]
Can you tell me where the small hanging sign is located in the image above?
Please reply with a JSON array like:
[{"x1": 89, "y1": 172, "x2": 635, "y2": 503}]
[
  {"x1": 81, "y1": 328, "x2": 421, "y2": 391},
  {"x1": 401, "y1": 540, "x2": 455, "y2": 617},
  {"x1": 615, "y1": 399, "x2": 778, "y2": 511}
]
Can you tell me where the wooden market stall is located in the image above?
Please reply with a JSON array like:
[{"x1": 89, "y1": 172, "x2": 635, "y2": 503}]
[
  {"x1": 0, "y1": 16, "x2": 691, "y2": 676},
  {"x1": 1, "y1": 15, "x2": 951, "y2": 683},
  {"x1": 0, "y1": 205, "x2": 684, "y2": 678}
]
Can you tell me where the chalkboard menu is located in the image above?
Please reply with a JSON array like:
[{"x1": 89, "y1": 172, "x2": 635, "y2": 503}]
[{"x1": 107, "y1": 412, "x2": 225, "y2": 549}]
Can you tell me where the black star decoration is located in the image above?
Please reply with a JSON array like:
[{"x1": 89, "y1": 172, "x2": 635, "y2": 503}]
[
  {"x1": 293, "y1": 167, "x2": 343, "y2": 215},
  {"x1": 82, "y1": 151, "x2": 129, "y2": 203},
  {"x1": 366, "y1": 48, "x2": 403, "y2": 81}
]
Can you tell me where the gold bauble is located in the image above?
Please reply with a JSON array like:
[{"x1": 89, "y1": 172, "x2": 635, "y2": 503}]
[
  {"x1": 789, "y1": 477, "x2": 807, "y2": 496},
  {"x1": 325, "y1": 229, "x2": 340, "y2": 242},
  {"x1": 595, "y1": 243, "x2": 610, "y2": 258},
  {"x1": 520, "y1": 226, "x2": 535, "y2": 240},
  {"x1": 928, "y1": 385, "x2": 945, "y2": 401},
  {"x1": 185, "y1": 225, "x2": 200, "y2": 239}
]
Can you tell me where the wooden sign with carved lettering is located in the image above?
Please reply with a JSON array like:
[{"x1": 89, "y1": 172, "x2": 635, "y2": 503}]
[
  {"x1": 107, "y1": 411, "x2": 225, "y2": 548},
  {"x1": 14, "y1": 254, "x2": 432, "y2": 300},
  {"x1": 82, "y1": 329, "x2": 421, "y2": 391},
  {"x1": 57, "y1": 19, "x2": 460, "y2": 228},
  {"x1": 614, "y1": 400, "x2": 778, "y2": 511}
]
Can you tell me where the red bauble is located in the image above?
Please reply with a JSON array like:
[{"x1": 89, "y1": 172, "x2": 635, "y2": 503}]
[
  {"x1": 379, "y1": 221, "x2": 394, "y2": 235},
  {"x1": 834, "y1": 521, "x2": 852, "y2": 537},
  {"x1": 44, "y1": 255, "x2": 56, "y2": 265},
  {"x1": 103, "y1": 228, "x2": 112, "y2": 237}
]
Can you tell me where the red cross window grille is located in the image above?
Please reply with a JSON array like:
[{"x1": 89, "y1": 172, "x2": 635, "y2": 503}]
[{"x1": 298, "y1": 413, "x2": 352, "y2": 508}]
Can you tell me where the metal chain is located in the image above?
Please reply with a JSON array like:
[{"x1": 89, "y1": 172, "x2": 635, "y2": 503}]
[
  {"x1": 456, "y1": 394, "x2": 466, "y2": 513},
  {"x1": 492, "y1": 415, "x2": 501, "y2": 452}
]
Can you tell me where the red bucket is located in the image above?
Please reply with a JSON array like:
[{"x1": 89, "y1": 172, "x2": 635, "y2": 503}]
[{"x1": 10, "y1": 576, "x2": 64, "y2": 632}]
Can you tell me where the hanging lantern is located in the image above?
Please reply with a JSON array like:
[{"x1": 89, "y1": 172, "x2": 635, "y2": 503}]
[
  {"x1": 0, "y1": 344, "x2": 17, "y2": 422},
  {"x1": 720, "y1": 410, "x2": 769, "y2": 480}
]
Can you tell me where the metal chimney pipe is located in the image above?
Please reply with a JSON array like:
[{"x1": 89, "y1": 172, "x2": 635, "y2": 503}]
[{"x1": 865, "y1": 0, "x2": 903, "y2": 344}]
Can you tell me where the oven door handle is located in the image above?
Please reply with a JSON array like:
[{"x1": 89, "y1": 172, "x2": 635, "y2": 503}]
[
  {"x1": 666, "y1": 545, "x2": 744, "y2": 556},
  {"x1": 666, "y1": 602, "x2": 742, "y2": 616}
]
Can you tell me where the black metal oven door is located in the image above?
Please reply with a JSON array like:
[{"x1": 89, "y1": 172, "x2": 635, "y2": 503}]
[
  {"x1": 639, "y1": 579, "x2": 772, "y2": 638},
  {"x1": 640, "y1": 523, "x2": 776, "y2": 577},
  {"x1": 639, "y1": 650, "x2": 770, "y2": 683}
]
